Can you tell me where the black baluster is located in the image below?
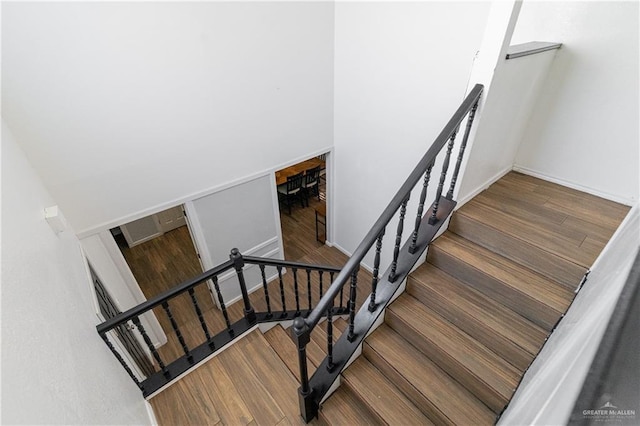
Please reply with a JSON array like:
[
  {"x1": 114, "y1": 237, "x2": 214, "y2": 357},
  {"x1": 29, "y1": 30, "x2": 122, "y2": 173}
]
[
  {"x1": 292, "y1": 318, "x2": 314, "y2": 421},
  {"x1": 211, "y1": 275, "x2": 233, "y2": 335},
  {"x1": 389, "y1": 197, "x2": 409, "y2": 282},
  {"x1": 293, "y1": 268, "x2": 301, "y2": 314},
  {"x1": 326, "y1": 298, "x2": 334, "y2": 372},
  {"x1": 259, "y1": 264, "x2": 272, "y2": 318},
  {"x1": 230, "y1": 248, "x2": 256, "y2": 323},
  {"x1": 429, "y1": 129, "x2": 458, "y2": 225},
  {"x1": 319, "y1": 270, "x2": 324, "y2": 299},
  {"x1": 408, "y1": 165, "x2": 434, "y2": 254},
  {"x1": 188, "y1": 288, "x2": 213, "y2": 346},
  {"x1": 447, "y1": 101, "x2": 479, "y2": 199},
  {"x1": 100, "y1": 333, "x2": 143, "y2": 389},
  {"x1": 277, "y1": 266, "x2": 287, "y2": 316},
  {"x1": 368, "y1": 230, "x2": 385, "y2": 312},
  {"x1": 306, "y1": 269, "x2": 312, "y2": 313},
  {"x1": 161, "y1": 301, "x2": 192, "y2": 362},
  {"x1": 132, "y1": 316, "x2": 169, "y2": 378},
  {"x1": 347, "y1": 267, "x2": 359, "y2": 342}
]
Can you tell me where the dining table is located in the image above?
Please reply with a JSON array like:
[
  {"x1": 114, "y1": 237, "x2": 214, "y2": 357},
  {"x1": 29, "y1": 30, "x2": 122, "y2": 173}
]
[{"x1": 275, "y1": 157, "x2": 325, "y2": 186}]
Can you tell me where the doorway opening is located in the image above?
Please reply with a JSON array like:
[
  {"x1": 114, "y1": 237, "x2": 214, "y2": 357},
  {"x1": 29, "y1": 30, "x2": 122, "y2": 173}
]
[
  {"x1": 275, "y1": 153, "x2": 329, "y2": 262},
  {"x1": 110, "y1": 205, "x2": 218, "y2": 360}
]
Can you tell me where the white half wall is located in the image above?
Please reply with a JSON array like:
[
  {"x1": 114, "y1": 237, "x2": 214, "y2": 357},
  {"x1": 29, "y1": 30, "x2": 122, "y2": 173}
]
[
  {"x1": 2, "y1": 1, "x2": 334, "y2": 234},
  {"x1": 332, "y1": 1, "x2": 490, "y2": 270},
  {"x1": 498, "y1": 205, "x2": 639, "y2": 425},
  {"x1": 1, "y1": 120, "x2": 151, "y2": 425},
  {"x1": 511, "y1": 1, "x2": 639, "y2": 205}
]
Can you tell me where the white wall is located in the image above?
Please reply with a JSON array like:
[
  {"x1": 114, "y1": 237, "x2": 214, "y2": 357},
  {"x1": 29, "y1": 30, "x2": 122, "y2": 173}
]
[
  {"x1": 511, "y1": 1, "x2": 639, "y2": 204},
  {"x1": 2, "y1": 1, "x2": 334, "y2": 234},
  {"x1": 332, "y1": 1, "x2": 490, "y2": 268},
  {"x1": 1, "y1": 121, "x2": 151, "y2": 425},
  {"x1": 499, "y1": 205, "x2": 639, "y2": 425}
]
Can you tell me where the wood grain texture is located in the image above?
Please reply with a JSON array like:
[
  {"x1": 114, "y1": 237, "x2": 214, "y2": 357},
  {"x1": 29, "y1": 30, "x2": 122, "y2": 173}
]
[
  {"x1": 365, "y1": 324, "x2": 495, "y2": 425},
  {"x1": 428, "y1": 233, "x2": 567, "y2": 330},
  {"x1": 387, "y1": 295, "x2": 520, "y2": 413},
  {"x1": 148, "y1": 171, "x2": 628, "y2": 425},
  {"x1": 407, "y1": 265, "x2": 540, "y2": 371},
  {"x1": 342, "y1": 358, "x2": 434, "y2": 425}
]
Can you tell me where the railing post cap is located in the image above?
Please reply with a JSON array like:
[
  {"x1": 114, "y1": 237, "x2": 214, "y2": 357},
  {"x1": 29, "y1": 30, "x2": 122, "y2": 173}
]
[
  {"x1": 230, "y1": 248, "x2": 240, "y2": 257},
  {"x1": 293, "y1": 317, "x2": 307, "y2": 333}
]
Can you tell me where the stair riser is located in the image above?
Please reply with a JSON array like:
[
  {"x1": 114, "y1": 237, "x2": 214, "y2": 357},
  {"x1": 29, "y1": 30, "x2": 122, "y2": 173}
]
[
  {"x1": 407, "y1": 277, "x2": 534, "y2": 372},
  {"x1": 385, "y1": 309, "x2": 507, "y2": 414},
  {"x1": 427, "y1": 246, "x2": 561, "y2": 331},
  {"x1": 449, "y1": 214, "x2": 585, "y2": 290},
  {"x1": 363, "y1": 343, "x2": 455, "y2": 426}
]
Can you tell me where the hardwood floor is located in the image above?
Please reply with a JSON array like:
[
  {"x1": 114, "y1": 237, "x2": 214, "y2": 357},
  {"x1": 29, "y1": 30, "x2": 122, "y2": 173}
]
[
  {"x1": 144, "y1": 171, "x2": 629, "y2": 426},
  {"x1": 280, "y1": 179, "x2": 326, "y2": 262}
]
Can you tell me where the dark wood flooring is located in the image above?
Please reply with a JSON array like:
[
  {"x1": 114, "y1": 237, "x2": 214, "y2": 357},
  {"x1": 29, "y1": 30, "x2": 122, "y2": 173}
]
[
  {"x1": 280, "y1": 180, "x2": 327, "y2": 262},
  {"x1": 145, "y1": 171, "x2": 629, "y2": 425}
]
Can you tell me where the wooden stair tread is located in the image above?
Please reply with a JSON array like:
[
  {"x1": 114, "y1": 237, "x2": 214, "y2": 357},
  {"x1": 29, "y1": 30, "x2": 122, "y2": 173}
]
[
  {"x1": 365, "y1": 324, "x2": 495, "y2": 425},
  {"x1": 500, "y1": 172, "x2": 629, "y2": 229},
  {"x1": 457, "y1": 198, "x2": 598, "y2": 268},
  {"x1": 408, "y1": 263, "x2": 545, "y2": 370},
  {"x1": 449, "y1": 212, "x2": 586, "y2": 290},
  {"x1": 216, "y1": 330, "x2": 303, "y2": 425},
  {"x1": 437, "y1": 232, "x2": 574, "y2": 309},
  {"x1": 428, "y1": 232, "x2": 573, "y2": 331},
  {"x1": 264, "y1": 325, "x2": 302, "y2": 382},
  {"x1": 319, "y1": 385, "x2": 385, "y2": 426},
  {"x1": 342, "y1": 358, "x2": 434, "y2": 425},
  {"x1": 387, "y1": 294, "x2": 520, "y2": 413}
]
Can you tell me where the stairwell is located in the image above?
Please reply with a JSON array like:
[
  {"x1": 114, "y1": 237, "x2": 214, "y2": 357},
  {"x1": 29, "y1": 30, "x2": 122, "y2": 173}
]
[
  {"x1": 266, "y1": 171, "x2": 627, "y2": 425},
  {"x1": 149, "y1": 171, "x2": 629, "y2": 425}
]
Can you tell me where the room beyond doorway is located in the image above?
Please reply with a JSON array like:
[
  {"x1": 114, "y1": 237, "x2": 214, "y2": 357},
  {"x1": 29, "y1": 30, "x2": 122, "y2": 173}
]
[
  {"x1": 110, "y1": 206, "x2": 217, "y2": 354},
  {"x1": 276, "y1": 154, "x2": 328, "y2": 262}
]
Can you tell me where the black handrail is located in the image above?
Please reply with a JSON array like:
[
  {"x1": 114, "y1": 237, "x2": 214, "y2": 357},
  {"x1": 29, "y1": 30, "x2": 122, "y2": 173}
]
[
  {"x1": 292, "y1": 83, "x2": 483, "y2": 422},
  {"x1": 96, "y1": 260, "x2": 234, "y2": 334},
  {"x1": 302, "y1": 84, "x2": 483, "y2": 332},
  {"x1": 97, "y1": 248, "x2": 344, "y2": 397},
  {"x1": 243, "y1": 256, "x2": 341, "y2": 273}
]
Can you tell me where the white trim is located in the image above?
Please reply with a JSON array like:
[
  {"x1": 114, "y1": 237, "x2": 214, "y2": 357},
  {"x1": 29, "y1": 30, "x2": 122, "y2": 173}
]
[
  {"x1": 330, "y1": 242, "x2": 374, "y2": 274},
  {"x1": 590, "y1": 204, "x2": 639, "y2": 271},
  {"x1": 242, "y1": 236, "x2": 280, "y2": 257},
  {"x1": 455, "y1": 165, "x2": 512, "y2": 209},
  {"x1": 145, "y1": 401, "x2": 158, "y2": 426},
  {"x1": 183, "y1": 201, "x2": 215, "y2": 271},
  {"x1": 76, "y1": 146, "x2": 334, "y2": 238},
  {"x1": 271, "y1": 172, "x2": 287, "y2": 263},
  {"x1": 512, "y1": 165, "x2": 636, "y2": 206}
]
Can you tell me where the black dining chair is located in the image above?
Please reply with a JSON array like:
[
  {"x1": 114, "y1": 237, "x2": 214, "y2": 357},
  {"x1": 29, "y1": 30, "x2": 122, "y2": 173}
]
[
  {"x1": 303, "y1": 166, "x2": 321, "y2": 207},
  {"x1": 277, "y1": 172, "x2": 305, "y2": 214}
]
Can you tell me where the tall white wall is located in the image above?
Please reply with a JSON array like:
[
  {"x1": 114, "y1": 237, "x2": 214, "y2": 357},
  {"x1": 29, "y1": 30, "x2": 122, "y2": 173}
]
[
  {"x1": 332, "y1": 1, "x2": 490, "y2": 267},
  {"x1": 1, "y1": 121, "x2": 151, "y2": 425},
  {"x1": 2, "y1": 2, "x2": 334, "y2": 234},
  {"x1": 511, "y1": 1, "x2": 639, "y2": 204}
]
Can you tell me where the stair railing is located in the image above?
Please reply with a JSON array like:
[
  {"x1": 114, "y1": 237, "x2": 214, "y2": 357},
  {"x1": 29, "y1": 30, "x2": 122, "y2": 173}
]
[
  {"x1": 96, "y1": 250, "x2": 342, "y2": 398},
  {"x1": 292, "y1": 83, "x2": 484, "y2": 422}
]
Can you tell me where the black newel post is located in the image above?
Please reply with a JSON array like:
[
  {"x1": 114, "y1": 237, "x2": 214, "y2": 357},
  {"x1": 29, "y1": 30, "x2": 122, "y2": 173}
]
[
  {"x1": 230, "y1": 248, "x2": 256, "y2": 324},
  {"x1": 292, "y1": 317, "x2": 317, "y2": 422}
]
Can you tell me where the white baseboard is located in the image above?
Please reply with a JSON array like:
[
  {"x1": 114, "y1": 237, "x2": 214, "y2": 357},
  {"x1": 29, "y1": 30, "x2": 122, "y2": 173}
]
[
  {"x1": 331, "y1": 242, "x2": 374, "y2": 274},
  {"x1": 145, "y1": 400, "x2": 158, "y2": 426},
  {"x1": 455, "y1": 166, "x2": 513, "y2": 208},
  {"x1": 513, "y1": 165, "x2": 636, "y2": 206}
]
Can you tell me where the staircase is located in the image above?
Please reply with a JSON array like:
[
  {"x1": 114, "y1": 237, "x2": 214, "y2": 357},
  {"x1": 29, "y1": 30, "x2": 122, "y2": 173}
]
[
  {"x1": 147, "y1": 171, "x2": 628, "y2": 425},
  {"x1": 261, "y1": 172, "x2": 628, "y2": 425}
]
